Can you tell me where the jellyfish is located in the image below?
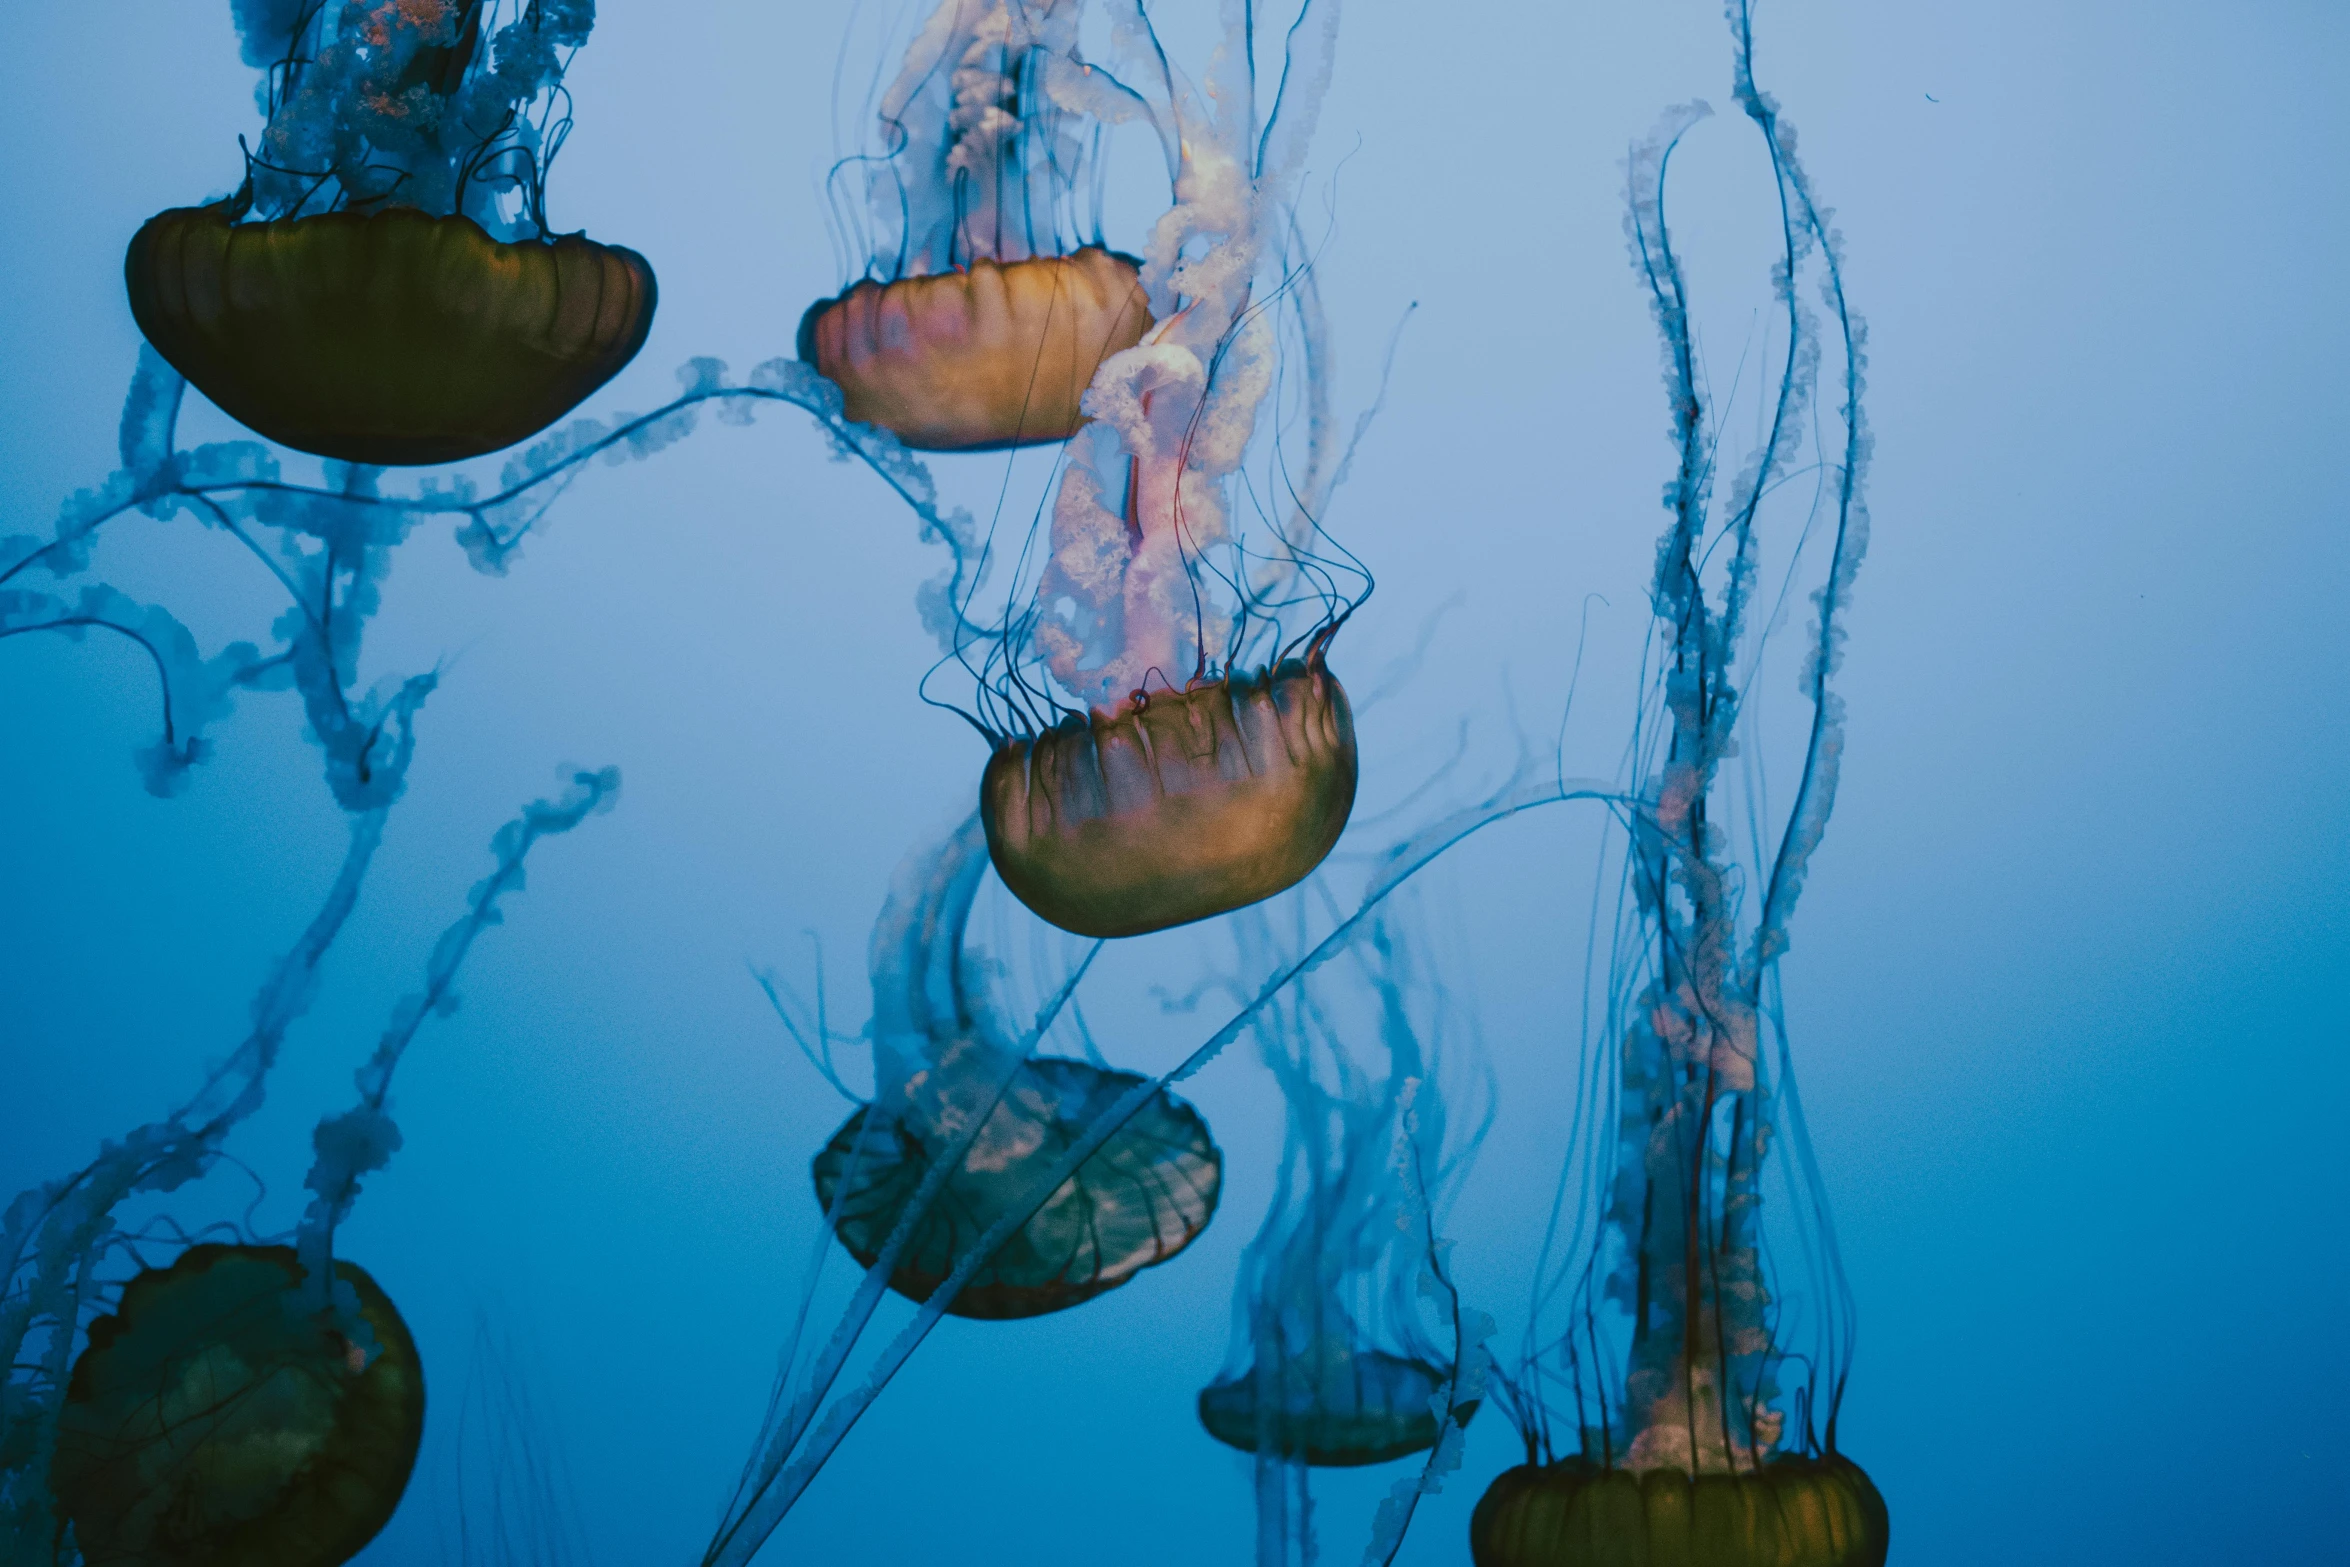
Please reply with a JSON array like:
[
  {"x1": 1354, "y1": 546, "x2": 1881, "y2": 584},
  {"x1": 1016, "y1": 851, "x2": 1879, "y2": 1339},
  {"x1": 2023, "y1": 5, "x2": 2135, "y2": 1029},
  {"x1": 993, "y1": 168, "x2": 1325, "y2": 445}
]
[
  {"x1": 899, "y1": 0, "x2": 1367, "y2": 940},
  {"x1": 126, "y1": 1, "x2": 655, "y2": 466},
  {"x1": 46, "y1": 1244, "x2": 424, "y2": 1567},
  {"x1": 1473, "y1": 10, "x2": 1886, "y2": 1565},
  {"x1": 1, "y1": 771, "x2": 616, "y2": 1565},
  {"x1": 1196, "y1": 906, "x2": 1488, "y2": 1564},
  {"x1": 809, "y1": 814, "x2": 1221, "y2": 1318},
  {"x1": 801, "y1": 0, "x2": 1152, "y2": 450},
  {"x1": 708, "y1": 771, "x2": 1590, "y2": 1563}
]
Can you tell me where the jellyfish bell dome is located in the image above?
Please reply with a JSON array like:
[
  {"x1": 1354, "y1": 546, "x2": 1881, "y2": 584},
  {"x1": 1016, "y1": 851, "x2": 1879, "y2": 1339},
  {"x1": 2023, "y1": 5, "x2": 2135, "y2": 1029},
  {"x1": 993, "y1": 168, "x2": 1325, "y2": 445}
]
[
  {"x1": 1198, "y1": 1343, "x2": 1468, "y2": 1468},
  {"x1": 1469, "y1": 1455, "x2": 1889, "y2": 1567},
  {"x1": 811, "y1": 1052, "x2": 1220, "y2": 1319},
  {"x1": 980, "y1": 657, "x2": 1358, "y2": 939},
  {"x1": 800, "y1": 248, "x2": 1153, "y2": 450},
  {"x1": 125, "y1": 204, "x2": 657, "y2": 467},
  {"x1": 48, "y1": 1243, "x2": 425, "y2": 1567}
]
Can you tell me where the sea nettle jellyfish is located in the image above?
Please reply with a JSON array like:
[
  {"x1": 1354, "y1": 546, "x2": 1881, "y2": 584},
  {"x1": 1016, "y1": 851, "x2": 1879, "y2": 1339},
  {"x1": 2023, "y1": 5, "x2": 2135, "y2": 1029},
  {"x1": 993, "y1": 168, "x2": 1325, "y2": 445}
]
[
  {"x1": 927, "y1": 0, "x2": 1366, "y2": 940},
  {"x1": 801, "y1": 0, "x2": 1151, "y2": 449},
  {"x1": 1197, "y1": 907, "x2": 1486, "y2": 1565},
  {"x1": 48, "y1": 1245, "x2": 424, "y2": 1567},
  {"x1": 810, "y1": 816, "x2": 1221, "y2": 1318},
  {"x1": 1476, "y1": 12, "x2": 1885, "y2": 1567},
  {"x1": 126, "y1": 1, "x2": 655, "y2": 465},
  {"x1": 0, "y1": 773, "x2": 612, "y2": 1564}
]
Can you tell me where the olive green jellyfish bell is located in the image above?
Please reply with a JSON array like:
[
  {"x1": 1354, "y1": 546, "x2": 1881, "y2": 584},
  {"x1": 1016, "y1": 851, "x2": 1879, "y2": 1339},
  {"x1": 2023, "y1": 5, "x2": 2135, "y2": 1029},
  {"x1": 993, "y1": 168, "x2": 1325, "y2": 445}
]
[
  {"x1": 126, "y1": 0, "x2": 656, "y2": 466},
  {"x1": 1468, "y1": 1457, "x2": 1889, "y2": 1567},
  {"x1": 126, "y1": 206, "x2": 656, "y2": 467},
  {"x1": 48, "y1": 1244, "x2": 425, "y2": 1567}
]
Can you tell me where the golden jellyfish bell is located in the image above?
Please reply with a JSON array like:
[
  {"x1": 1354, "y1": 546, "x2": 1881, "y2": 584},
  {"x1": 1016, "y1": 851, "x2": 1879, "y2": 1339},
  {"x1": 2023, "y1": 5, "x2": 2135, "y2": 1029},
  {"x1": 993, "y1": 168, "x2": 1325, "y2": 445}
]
[
  {"x1": 981, "y1": 659, "x2": 1359, "y2": 939},
  {"x1": 800, "y1": 249, "x2": 1152, "y2": 450},
  {"x1": 125, "y1": 204, "x2": 656, "y2": 466}
]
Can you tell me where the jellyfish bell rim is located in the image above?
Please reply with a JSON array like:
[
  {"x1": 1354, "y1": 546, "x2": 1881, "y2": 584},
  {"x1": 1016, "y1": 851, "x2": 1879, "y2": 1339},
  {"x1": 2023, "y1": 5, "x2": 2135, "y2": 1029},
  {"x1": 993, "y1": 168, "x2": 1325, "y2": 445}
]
[
  {"x1": 810, "y1": 1054, "x2": 1223, "y2": 1321},
  {"x1": 124, "y1": 201, "x2": 658, "y2": 467},
  {"x1": 1466, "y1": 1452, "x2": 1888, "y2": 1567},
  {"x1": 799, "y1": 246, "x2": 1153, "y2": 452},
  {"x1": 979, "y1": 653, "x2": 1359, "y2": 939},
  {"x1": 50, "y1": 1241, "x2": 426, "y2": 1567},
  {"x1": 1195, "y1": 1348, "x2": 1473, "y2": 1467}
]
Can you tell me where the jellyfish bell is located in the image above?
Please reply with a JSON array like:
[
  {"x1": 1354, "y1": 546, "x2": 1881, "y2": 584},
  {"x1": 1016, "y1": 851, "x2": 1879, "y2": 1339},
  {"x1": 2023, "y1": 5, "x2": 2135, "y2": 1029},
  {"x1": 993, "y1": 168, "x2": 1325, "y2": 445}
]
[
  {"x1": 800, "y1": 248, "x2": 1152, "y2": 450},
  {"x1": 49, "y1": 1243, "x2": 424, "y2": 1567},
  {"x1": 803, "y1": 0, "x2": 1154, "y2": 449},
  {"x1": 1468, "y1": 1456, "x2": 1889, "y2": 1567},
  {"x1": 129, "y1": 0, "x2": 656, "y2": 466},
  {"x1": 809, "y1": 814, "x2": 1221, "y2": 1318},
  {"x1": 127, "y1": 205, "x2": 655, "y2": 467},
  {"x1": 812, "y1": 1050, "x2": 1220, "y2": 1319},
  {"x1": 1195, "y1": 898, "x2": 1480, "y2": 1566},
  {"x1": 1197, "y1": 1341, "x2": 1466, "y2": 1468},
  {"x1": 980, "y1": 656, "x2": 1358, "y2": 938}
]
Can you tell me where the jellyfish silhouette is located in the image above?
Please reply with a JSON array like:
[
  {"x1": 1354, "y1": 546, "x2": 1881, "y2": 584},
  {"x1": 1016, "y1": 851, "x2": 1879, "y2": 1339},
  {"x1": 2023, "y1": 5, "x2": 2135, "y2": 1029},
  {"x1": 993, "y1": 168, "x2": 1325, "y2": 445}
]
[
  {"x1": 1196, "y1": 906, "x2": 1488, "y2": 1564},
  {"x1": 47, "y1": 1244, "x2": 424, "y2": 1567},
  {"x1": 898, "y1": 0, "x2": 1368, "y2": 940},
  {"x1": 126, "y1": 1, "x2": 655, "y2": 465},
  {"x1": 802, "y1": 0, "x2": 1152, "y2": 450},
  {"x1": 810, "y1": 814, "x2": 1221, "y2": 1318},
  {"x1": 1474, "y1": 11, "x2": 1886, "y2": 1566}
]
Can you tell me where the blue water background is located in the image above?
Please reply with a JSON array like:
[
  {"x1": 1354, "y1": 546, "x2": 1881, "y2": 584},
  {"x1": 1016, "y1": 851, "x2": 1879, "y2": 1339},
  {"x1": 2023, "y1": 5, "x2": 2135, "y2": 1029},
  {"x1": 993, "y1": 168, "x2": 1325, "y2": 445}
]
[{"x1": 2, "y1": 2, "x2": 2343, "y2": 1563}]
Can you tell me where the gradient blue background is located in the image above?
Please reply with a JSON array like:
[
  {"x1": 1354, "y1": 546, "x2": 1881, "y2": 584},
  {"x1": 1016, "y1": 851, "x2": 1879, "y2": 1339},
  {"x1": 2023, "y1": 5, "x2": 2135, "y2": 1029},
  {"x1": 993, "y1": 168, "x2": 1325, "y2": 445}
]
[{"x1": 3, "y1": 3, "x2": 2343, "y2": 1563}]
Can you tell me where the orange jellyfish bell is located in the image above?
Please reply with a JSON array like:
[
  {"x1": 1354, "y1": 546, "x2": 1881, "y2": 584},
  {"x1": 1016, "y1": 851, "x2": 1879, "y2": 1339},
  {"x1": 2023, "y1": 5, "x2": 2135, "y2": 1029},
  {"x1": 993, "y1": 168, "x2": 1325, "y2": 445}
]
[
  {"x1": 1199, "y1": 1347, "x2": 1468, "y2": 1467},
  {"x1": 125, "y1": 203, "x2": 656, "y2": 466},
  {"x1": 1468, "y1": 1455, "x2": 1890, "y2": 1567},
  {"x1": 800, "y1": 248, "x2": 1152, "y2": 450},
  {"x1": 48, "y1": 1243, "x2": 425, "y2": 1567},
  {"x1": 980, "y1": 657, "x2": 1358, "y2": 939},
  {"x1": 811, "y1": 1055, "x2": 1220, "y2": 1319}
]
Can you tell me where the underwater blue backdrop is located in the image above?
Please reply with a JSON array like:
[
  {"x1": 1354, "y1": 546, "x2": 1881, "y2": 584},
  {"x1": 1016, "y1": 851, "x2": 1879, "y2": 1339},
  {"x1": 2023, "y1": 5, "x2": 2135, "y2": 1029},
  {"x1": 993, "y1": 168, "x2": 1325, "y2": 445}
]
[{"x1": 2, "y1": 1, "x2": 2343, "y2": 1563}]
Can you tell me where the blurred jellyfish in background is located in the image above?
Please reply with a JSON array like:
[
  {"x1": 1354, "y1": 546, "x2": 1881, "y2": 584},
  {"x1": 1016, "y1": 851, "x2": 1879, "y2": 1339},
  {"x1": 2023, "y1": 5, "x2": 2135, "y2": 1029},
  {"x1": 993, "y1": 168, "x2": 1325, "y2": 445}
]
[
  {"x1": 809, "y1": 815, "x2": 1222, "y2": 1320},
  {"x1": 128, "y1": 0, "x2": 655, "y2": 465},
  {"x1": 3, "y1": 769, "x2": 616, "y2": 1566},
  {"x1": 1473, "y1": 10, "x2": 1886, "y2": 1566},
  {"x1": 803, "y1": 0, "x2": 1152, "y2": 450},
  {"x1": 1196, "y1": 904, "x2": 1489, "y2": 1566}
]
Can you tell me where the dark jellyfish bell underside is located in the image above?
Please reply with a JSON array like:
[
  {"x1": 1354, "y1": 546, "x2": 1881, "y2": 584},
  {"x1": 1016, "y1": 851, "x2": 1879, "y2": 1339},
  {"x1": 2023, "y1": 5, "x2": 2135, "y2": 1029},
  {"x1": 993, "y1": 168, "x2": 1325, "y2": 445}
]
[
  {"x1": 810, "y1": 1055, "x2": 1221, "y2": 1320},
  {"x1": 1197, "y1": 1350, "x2": 1466, "y2": 1467},
  {"x1": 50, "y1": 1243, "x2": 425, "y2": 1567},
  {"x1": 1469, "y1": 1455, "x2": 1888, "y2": 1567},
  {"x1": 125, "y1": 203, "x2": 656, "y2": 466},
  {"x1": 801, "y1": 248, "x2": 1152, "y2": 451},
  {"x1": 981, "y1": 660, "x2": 1359, "y2": 940}
]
